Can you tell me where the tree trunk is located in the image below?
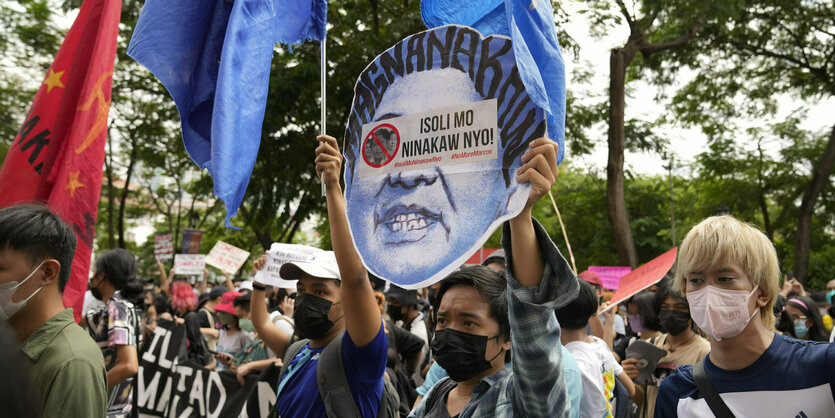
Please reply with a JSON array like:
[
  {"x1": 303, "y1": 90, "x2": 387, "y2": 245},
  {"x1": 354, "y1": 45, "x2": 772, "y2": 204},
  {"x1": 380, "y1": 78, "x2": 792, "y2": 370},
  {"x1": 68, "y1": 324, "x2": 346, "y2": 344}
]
[
  {"x1": 793, "y1": 122, "x2": 835, "y2": 283},
  {"x1": 105, "y1": 136, "x2": 116, "y2": 249},
  {"x1": 117, "y1": 140, "x2": 137, "y2": 248},
  {"x1": 607, "y1": 46, "x2": 640, "y2": 268}
]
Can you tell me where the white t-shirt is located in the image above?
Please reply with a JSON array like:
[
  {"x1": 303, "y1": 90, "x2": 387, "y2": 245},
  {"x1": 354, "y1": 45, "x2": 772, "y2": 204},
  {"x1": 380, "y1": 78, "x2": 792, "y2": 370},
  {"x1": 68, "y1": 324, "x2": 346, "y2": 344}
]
[
  {"x1": 565, "y1": 336, "x2": 623, "y2": 418},
  {"x1": 269, "y1": 310, "x2": 295, "y2": 337}
]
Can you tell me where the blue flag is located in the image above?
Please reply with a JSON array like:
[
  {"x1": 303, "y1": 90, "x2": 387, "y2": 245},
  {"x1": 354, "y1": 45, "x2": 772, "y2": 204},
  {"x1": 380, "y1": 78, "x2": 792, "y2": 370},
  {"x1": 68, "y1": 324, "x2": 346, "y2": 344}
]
[
  {"x1": 421, "y1": 0, "x2": 565, "y2": 163},
  {"x1": 128, "y1": 0, "x2": 327, "y2": 227}
]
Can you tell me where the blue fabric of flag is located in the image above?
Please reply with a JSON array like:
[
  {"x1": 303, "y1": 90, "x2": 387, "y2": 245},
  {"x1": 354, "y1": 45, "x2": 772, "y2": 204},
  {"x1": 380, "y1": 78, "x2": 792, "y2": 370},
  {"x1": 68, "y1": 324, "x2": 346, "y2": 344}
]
[
  {"x1": 420, "y1": 0, "x2": 565, "y2": 163},
  {"x1": 128, "y1": 0, "x2": 327, "y2": 227}
]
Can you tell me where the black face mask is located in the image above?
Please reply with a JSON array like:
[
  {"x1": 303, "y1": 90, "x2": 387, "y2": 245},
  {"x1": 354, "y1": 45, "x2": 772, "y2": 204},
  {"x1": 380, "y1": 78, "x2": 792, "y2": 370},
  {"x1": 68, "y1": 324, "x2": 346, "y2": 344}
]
[
  {"x1": 430, "y1": 328, "x2": 504, "y2": 382},
  {"x1": 659, "y1": 310, "x2": 691, "y2": 336},
  {"x1": 88, "y1": 276, "x2": 103, "y2": 301},
  {"x1": 388, "y1": 305, "x2": 406, "y2": 322},
  {"x1": 294, "y1": 293, "x2": 341, "y2": 340}
]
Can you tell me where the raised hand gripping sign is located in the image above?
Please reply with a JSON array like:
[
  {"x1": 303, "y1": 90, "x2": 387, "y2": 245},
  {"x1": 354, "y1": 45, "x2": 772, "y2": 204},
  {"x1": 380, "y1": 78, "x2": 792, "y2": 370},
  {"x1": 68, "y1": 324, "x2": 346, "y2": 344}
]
[
  {"x1": 254, "y1": 243, "x2": 323, "y2": 288},
  {"x1": 342, "y1": 25, "x2": 548, "y2": 288}
]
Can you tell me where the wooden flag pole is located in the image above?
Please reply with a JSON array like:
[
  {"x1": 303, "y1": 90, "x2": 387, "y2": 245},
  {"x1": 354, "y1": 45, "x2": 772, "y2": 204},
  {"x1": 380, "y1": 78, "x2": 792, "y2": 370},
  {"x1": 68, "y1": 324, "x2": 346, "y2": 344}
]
[{"x1": 548, "y1": 190, "x2": 577, "y2": 274}]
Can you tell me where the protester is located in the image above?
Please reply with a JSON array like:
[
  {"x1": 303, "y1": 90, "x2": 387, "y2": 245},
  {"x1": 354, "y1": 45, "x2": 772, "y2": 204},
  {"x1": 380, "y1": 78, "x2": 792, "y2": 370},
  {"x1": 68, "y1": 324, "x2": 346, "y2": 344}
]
[
  {"x1": 84, "y1": 248, "x2": 144, "y2": 417},
  {"x1": 386, "y1": 285, "x2": 429, "y2": 385},
  {"x1": 213, "y1": 290, "x2": 251, "y2": 371},
  {"x1": 557, "y1": 280, "x2": 635, "y2": 418},
  {"x1": 0, "y1": 317, "x2": 41, "y2": 418},
  {"x1": 582, "y1": 270, "x2": 626, "y2": 347},
  {"x1": 785, "y1": 295, "x2": 829, "y2": 342},
  {"x1": 655, "y1": 216, "x2": 835, "y2": 417},
  {"x1": 0, "y1": 204, "x2": 107, "y2": 417},
  {"x1": 246, "y1": 135, "x2": 389, "y2": 417},
  {"x1": 408, "y1": 137, "x2": 579, "y2": 418},
  {"x1": 622, "y1": 285, "x2": 710, "y2": 418},
  {"x1": 613, "y1": 290, "x2": 662, "y2": 361},
  {"x1": 231, "y1": 293, "x2": 280, "y2": 384},
  {"x1": 169, "y1": 280, "x2": 198, "y2": 317},
  {"x1": 481, "y1": 250, "x2": 506, "y2": 272},
  {"x1": 197, "y1": 284, "x2": 227, "y2": 358}
]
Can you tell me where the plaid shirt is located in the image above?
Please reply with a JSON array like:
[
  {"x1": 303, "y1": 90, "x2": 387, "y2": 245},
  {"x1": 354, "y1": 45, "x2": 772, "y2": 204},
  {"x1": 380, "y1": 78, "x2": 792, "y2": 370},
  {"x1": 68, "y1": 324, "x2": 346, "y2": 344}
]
[{"x1": 410, "y1": 218, "x2": 580, "y2": 418}]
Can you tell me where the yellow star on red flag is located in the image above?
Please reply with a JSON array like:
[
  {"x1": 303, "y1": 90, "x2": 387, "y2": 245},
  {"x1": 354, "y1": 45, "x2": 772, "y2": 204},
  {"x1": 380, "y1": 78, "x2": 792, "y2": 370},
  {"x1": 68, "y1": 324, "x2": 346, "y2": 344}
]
[
  {"x1": 66, "y1": 170, "x2": 85, "y2": 197},
  {"x1": 43, "y1": 69, "x2": 65, "y2": 93}
]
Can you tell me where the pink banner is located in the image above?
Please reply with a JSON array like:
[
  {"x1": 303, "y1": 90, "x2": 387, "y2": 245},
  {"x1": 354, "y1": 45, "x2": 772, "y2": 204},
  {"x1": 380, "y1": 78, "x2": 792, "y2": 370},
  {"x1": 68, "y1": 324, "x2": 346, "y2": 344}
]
[{"x1": 588, "y1": 266, "x2": 632, "y2": 290}]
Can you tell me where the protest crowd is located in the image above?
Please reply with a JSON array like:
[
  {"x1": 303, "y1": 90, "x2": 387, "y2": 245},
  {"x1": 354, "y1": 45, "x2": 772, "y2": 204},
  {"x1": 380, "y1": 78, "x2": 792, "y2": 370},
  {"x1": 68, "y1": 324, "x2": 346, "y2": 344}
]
[{"x1": 2, "y1": 0, "x2": 835, "y2": 418}]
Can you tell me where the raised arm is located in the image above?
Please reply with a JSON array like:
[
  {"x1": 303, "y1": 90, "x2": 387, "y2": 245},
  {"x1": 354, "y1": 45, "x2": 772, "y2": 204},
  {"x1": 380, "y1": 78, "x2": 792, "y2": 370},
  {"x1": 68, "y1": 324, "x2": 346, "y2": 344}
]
[
  {"x1": 508, "y1": 137, "x2": 559, "y2": 286},
  {"x1": 251, "y1": 253, "x2": 291, "y2": 355},
  {"x1": 503, "y1": 138, "x2": 579, "y2": 417},
  {"x1": 315, "y1": 135, "x2": 382, "y2": 347}
]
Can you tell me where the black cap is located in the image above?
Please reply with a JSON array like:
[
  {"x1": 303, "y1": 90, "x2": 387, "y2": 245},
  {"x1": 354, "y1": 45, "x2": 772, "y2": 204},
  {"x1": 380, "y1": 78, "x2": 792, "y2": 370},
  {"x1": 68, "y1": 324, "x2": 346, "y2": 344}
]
[
  {"x1": 209, "y1": 285, "x2": 228, "y2": 300},
  {"x1": 385, "y1": 285, "x2": 420, "y2": 306}
]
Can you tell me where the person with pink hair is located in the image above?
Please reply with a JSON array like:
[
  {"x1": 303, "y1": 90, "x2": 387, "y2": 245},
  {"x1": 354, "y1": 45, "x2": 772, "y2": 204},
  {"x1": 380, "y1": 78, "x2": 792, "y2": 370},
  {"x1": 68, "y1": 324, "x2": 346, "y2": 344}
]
[{"x1": 170, "y1": 281, "x2": 197, "y2": 317}]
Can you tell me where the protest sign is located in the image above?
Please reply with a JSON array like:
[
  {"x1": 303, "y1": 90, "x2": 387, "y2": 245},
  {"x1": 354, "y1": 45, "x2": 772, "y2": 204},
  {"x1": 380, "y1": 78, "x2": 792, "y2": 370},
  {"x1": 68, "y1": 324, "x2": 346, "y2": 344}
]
[
  {"x1": 342, "y1": 25, "x2": 548, "y2": 288},
  {"x1": 603, "y1": 248, "x2": 678, "y2": 310},
  {"x1": 137, "y1": 320, "x2": 276, "y2": 418},
  {"x1": 588, "y1": 266, "x2": 632, "y2": 290},
  {"x1": 174, "y1": 254, "x2": 206, "y2": 276},
  {"x1": 154, "y1": 233, "x2": 174, "y2": 261},
  {"x1": 205, "y1": 241, "x2": 250, "y2": 275},
  {"x1": 181, "y1": 228, "x2": 204, "y2": 254},
  {"x1": 254, "y1": 243, "x2": 322, "y2": 288}
]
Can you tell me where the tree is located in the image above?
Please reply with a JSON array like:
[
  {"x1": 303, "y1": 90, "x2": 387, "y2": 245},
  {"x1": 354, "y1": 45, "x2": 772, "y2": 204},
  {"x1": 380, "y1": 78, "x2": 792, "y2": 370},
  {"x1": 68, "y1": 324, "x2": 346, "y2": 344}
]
[{"x1": 670, "y1": 0, "x2": 835, "y2": 283}]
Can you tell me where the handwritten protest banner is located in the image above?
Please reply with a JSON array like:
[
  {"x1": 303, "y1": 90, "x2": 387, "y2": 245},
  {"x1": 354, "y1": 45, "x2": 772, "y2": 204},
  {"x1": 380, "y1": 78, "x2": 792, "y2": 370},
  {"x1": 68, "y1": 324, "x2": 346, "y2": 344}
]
[
  {"x1": 254, "y1": 243, "x2": 322, "y2": 288},
  {"x1": 138, "y1": 320, "x2": 277, "y2": 418},
  {"x1": 603, "y1": 248, "x2": 677, "y2": 311},
  {"x1": 154, "y1": 233, "x2": 173, "y2": 261},
  {"x1": 205, "y1": 241, "x2": 250, "y2": 275},
  {"x1": 342, "y1": 25, "x2": 549, "y2": 289},
  {"x1": 588, "y1": 266, "x2": 632, "y2": 290},
  {"x1": 174, "y1": 254, "x2": 206, "y2": 276}
]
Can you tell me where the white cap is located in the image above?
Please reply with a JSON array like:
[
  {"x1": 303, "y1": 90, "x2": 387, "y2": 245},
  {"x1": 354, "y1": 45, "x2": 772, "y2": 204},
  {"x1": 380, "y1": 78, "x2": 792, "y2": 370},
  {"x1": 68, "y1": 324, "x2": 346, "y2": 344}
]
[
  {"x1": 279, "y1": 250, "x2": 340, "y2": 281},
  {"x1": 237, "y1": 280, "x2": 253, "y2": 292}
]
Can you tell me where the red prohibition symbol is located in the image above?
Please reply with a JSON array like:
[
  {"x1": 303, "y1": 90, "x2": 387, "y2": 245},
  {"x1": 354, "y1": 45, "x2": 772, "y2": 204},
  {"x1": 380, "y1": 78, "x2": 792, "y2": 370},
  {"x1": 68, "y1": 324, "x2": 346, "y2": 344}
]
[{"x1": 361, "y1": 123, "x2": 400, "y2": 168}]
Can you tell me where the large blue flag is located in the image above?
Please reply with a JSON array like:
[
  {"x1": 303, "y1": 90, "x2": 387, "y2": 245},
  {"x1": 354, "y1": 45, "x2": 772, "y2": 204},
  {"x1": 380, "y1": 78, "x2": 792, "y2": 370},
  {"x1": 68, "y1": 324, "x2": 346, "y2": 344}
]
[
  {"x1": 421, "y1": 0, "x2": 565, "y2": 163},
  {"x1": 128, "y1": 0, "x2": 327, "y2": 227}
]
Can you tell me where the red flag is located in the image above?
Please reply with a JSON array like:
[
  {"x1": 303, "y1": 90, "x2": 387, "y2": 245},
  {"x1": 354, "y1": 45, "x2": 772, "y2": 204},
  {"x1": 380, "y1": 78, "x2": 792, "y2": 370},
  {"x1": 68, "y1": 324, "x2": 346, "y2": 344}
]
[{"x1": 0, "y1": 0, "x2": 122, "y2": 321}]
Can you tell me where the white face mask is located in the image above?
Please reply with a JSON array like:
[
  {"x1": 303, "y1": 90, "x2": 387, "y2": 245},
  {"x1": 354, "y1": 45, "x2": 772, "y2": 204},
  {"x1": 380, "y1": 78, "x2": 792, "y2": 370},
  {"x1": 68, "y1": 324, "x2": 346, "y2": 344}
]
[
  {"x1": 686, "y1": 285, "x2": 759, "y2": 341},
  {"x1": 0, "y1": 260, "x2": 46, "y2": 320}
]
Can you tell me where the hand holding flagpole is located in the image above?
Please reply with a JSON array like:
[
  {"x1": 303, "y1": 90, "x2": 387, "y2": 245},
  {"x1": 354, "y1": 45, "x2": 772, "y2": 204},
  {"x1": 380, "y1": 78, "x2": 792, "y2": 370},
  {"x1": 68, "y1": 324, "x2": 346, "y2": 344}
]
[{"x1": 320, "y1": 38, "x2": 327, "y2": 197}]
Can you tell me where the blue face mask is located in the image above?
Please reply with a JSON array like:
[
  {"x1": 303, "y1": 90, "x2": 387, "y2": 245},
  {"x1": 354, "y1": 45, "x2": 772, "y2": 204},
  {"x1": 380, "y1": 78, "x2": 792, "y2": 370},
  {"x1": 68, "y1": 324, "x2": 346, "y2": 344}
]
[
  {"x1": 827, "y1": 290, "x2": 835, "y2": 307},
  {"x1": 794, "y1": 320, "x2": 808, "y2": 339}
]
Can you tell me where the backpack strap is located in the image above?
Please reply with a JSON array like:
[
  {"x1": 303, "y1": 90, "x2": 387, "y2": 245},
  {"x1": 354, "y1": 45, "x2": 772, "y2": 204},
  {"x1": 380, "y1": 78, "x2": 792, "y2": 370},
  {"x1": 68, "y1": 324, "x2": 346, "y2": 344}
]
[
  {"x1": 276, "y1": 338, "x2": 309, "y2": 390},
  {"x1": 692, "y1": 360, "x2": 735, "y2": 418},
  {"x1": 423, "y1": 377, "x2": 458, "y2": 414},
  {"x1": 317, "y1": 332, "x2": 363, "y2": 418}
]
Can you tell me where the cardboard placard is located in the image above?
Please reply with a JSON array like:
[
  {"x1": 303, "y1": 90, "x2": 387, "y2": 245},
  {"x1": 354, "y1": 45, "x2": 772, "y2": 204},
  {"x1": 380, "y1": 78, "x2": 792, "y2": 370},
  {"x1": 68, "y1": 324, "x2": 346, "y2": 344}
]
[
  {"x1": 173, "y1": 254, "x2": 206, "y2": 276},
  {"x1": 588, "y1": 266, "x2": 632, "y2": 290},
  {"x1": 254, "y1": 243, "x2": 322, "y2": 288},
  {"x1": 154, "y1": 233, "x2": 173, "y2": 261},
  {"x1": 603, "y1": 248, "x2": 678, "y2": 311},
  {"x1": 205, "y1": 241, "x2": 250, "y2": 275}
]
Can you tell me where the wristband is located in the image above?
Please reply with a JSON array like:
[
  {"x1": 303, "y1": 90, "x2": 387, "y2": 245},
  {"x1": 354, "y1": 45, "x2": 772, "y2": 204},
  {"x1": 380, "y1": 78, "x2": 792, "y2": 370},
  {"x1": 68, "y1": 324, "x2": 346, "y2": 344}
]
[{"x1": 252, "y1": 282, "x2": 267, "y2": 291}]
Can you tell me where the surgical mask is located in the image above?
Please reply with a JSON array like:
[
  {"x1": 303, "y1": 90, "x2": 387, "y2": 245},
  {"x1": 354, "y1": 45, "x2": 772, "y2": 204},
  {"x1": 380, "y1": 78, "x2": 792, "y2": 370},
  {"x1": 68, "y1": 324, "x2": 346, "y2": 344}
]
[
  {"x1": 0, "y1": 261, "x2": 46, "y2": 320},
  {"x1": 388, "y1": 305, "x2": 406, "y2": 322},
  {"x1": 88, "y1": 275, "x2": 103, "y2": 301},
  {"x1": 794, "y1": 320, "x2": 808, "y2": 338},
  {"x1": 628, "y1": 314, "x2": 646, "y2": 334},
  {"x1": 687, "y1": 285, "x2": 759, "y2": 341},
  {"x1": 430, "y1": 328, "x2": 504, "y2": 382},
  {"x1": 659, "y1": 310, "x2": 691, "y2": 336},
  {"x1": 239, "y1": 318, "x2": 255, "y2": 333},
  {"x1": 294, "y1": 293, "x2": 341, "y2": 340}
]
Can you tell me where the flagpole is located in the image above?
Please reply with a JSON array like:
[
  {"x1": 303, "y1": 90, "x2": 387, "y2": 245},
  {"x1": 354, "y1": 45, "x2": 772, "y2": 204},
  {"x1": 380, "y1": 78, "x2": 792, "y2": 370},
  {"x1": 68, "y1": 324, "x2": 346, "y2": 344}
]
[{"x1": 320, "y1": 38, "x2": 327, "y2": 197}]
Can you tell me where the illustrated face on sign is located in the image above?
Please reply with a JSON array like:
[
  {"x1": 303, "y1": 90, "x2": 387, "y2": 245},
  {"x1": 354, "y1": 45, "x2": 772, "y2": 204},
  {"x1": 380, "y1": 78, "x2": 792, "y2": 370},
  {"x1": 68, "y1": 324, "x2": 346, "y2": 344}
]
[{"x1": 343, "y1": 25, "x2": 546, "y2": 287}]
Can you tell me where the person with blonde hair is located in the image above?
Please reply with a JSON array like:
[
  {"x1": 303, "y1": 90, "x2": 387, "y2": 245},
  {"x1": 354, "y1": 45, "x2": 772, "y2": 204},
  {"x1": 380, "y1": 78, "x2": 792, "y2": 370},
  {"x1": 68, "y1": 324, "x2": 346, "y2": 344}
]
[{"x1": 655, "y1": 216, "x2": 835, "y2": 417}]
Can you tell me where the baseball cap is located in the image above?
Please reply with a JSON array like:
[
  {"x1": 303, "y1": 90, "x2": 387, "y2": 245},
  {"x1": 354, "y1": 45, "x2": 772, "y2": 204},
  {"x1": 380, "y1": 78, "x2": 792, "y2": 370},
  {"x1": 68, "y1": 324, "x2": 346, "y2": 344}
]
[
  {"x1": 578, "y1": 270, "x2": 603, "y2": 287},
  {"x1": 385, "y1": 285, "x2": 420, "y2": 306},
  {"x1": 214, "y1": 291, "x2": 243, "y2": 315},
  {"x1": 279, "y1": 250, "x2": 340, "y2": 281},
  {"x1": 237, "y1": 280, "x2": 253, "y2": 292},
  {"x1": 209, "y1": 285, "x2": 228, "y2": 300}
]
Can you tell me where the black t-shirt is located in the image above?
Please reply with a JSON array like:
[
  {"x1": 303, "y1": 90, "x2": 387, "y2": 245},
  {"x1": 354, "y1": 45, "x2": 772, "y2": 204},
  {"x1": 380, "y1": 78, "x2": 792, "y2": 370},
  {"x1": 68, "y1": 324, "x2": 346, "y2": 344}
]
[
  {"x1": 198, "y1": 307, "x2": 219, "y2": 329},
  {"x1": 424, "y1": 378, "x2": 459, "y2": 418}
]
